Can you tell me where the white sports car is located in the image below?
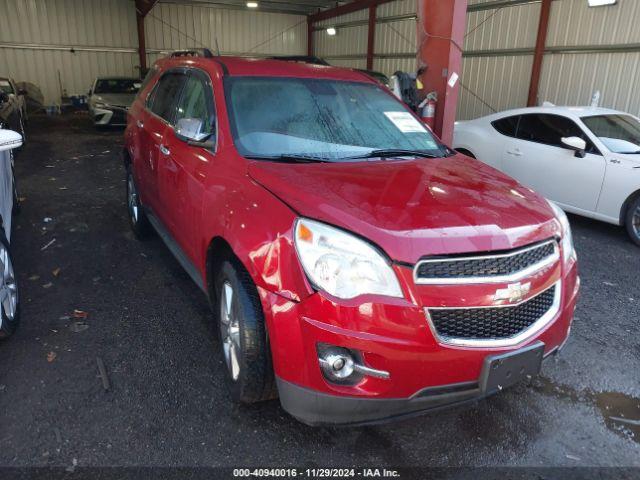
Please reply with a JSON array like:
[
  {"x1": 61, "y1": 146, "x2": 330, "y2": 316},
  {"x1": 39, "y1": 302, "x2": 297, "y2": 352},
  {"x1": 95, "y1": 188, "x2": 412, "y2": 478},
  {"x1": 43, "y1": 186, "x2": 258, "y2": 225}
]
[
  {"x1": 453, "y1": 107, "x2": 640, "y2": 246},
  {"x1": 0, "y1": 128, "x2": 21, "y2": 338}
]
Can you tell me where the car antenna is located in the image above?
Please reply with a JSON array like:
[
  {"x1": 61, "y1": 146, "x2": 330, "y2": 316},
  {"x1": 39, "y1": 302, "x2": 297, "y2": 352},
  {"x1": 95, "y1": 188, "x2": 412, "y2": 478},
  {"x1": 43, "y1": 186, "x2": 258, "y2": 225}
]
[{"x1": 215, "y1": 37, "x2": 221, "y2": 56}]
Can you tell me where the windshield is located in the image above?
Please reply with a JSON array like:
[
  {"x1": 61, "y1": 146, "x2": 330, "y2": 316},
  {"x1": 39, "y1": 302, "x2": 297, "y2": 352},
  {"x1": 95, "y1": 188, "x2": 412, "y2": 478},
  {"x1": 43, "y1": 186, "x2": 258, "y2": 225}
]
[
  {"x1": 94, "y1": 79, "x2": 140, "y2": 95},
  {"x1": 224, "y1": 77, "x2": 446, "y2": 161},
  {"x1": 582, "y1": 114, "x2": 640, "y2": 154},
  {"x1": 0, "y1": 79, "x2": 14, "y2": 95}
]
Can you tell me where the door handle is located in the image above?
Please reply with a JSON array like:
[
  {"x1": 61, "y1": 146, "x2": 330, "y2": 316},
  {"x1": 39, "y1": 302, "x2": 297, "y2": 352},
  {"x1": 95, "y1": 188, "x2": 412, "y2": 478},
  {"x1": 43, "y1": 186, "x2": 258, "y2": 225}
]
[
  {"x1": 159, "y1": 144, "x2": 170, "y2": 156},
  {"x1": 136, "y1": 120, "x2": 144, "y2": 128},
  {"x1": 507, "y1": 149, "x2": 523, "y2": 157}
]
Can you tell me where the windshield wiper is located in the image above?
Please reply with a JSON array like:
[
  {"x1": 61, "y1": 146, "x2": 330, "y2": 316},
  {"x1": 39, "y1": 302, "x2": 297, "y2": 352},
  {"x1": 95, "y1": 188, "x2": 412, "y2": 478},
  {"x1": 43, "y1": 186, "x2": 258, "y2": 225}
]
[
  {"x1": 342, "y1": 149, "x2": 442, "y2": 160},
  {"x1": 246, "y1": 154, "x2": 330, "y2": 163}
]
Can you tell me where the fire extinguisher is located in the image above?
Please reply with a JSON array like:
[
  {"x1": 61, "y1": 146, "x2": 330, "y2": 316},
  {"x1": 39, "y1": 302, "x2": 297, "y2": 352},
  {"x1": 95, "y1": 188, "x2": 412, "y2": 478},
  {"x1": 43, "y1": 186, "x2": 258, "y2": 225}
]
[{"x1": 419, "y1": 91, "x2": 437, "y2": 130}]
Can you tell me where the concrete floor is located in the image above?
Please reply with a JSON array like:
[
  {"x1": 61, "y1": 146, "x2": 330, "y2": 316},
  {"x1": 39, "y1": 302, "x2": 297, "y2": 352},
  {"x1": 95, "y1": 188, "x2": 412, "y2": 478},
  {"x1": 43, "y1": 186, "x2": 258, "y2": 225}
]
[{"x1": 0, "y1": 114, "x2": 638, "y2": 471}]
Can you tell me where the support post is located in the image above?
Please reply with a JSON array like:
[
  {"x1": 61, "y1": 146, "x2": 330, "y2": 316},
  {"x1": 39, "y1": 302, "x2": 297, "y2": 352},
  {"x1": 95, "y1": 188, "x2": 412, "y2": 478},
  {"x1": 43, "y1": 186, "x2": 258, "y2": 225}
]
[
  {"x1": 527, "y1": 0, "x2": 552, "y2": 106},
  {"x1": 307, "y1": 16, "x2": 314, "y2": 57},
  {"x1": 366, "y1": 4, "x2": 377, "y2": 70},
  {"x1": 136, "y1": 12, "x2": 147, "y2": 74},
  {"x1": 417, "y1": 0, "x2": 467, "y2": 145},
  {"x1": 135, "y1": 0, "x2": 159, "y2": 76}
]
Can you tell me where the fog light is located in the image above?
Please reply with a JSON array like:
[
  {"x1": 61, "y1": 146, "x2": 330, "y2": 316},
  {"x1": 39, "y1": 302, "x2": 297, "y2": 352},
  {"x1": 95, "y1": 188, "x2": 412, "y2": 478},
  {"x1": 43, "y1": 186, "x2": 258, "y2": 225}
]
[
  {"x1": 317, "y1": 345, "x2": 360, "y2": 384},
  {"x1": 317, "y1": 344, "x2": 390, "y2": 385}
]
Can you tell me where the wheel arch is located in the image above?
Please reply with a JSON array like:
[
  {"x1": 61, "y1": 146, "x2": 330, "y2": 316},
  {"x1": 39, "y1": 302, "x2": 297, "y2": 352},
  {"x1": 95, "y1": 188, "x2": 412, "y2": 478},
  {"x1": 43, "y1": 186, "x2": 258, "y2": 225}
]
[{"x1": 620, "y1": 188, "x2": 640, "y2": 225}]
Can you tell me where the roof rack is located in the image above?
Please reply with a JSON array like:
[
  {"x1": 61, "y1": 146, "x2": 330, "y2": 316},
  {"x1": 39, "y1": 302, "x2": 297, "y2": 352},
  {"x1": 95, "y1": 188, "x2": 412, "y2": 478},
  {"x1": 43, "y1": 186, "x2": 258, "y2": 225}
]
[
  {"x1": 170, "y1": 49, "x2": 214, "y2": 59},
  {"x1": 268, "y1": 55, "x2": 330, "y2": 66}
]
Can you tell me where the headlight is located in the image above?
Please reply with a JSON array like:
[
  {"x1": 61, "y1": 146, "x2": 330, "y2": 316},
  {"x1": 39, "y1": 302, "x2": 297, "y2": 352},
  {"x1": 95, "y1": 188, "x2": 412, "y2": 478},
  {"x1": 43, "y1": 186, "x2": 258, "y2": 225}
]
[
  {"x1": 548, "y1": 201, "x2": 576, "y2": 263},
  {"x1": 294, "y1": 218, "x2": 403, "y2": 300}
]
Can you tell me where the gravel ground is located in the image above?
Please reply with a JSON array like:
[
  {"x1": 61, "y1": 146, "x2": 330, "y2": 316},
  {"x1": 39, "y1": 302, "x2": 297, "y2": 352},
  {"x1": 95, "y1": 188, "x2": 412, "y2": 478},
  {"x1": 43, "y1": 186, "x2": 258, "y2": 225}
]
[{"x1": 0, "y1": 114, "x2": 638, "y2": 473}]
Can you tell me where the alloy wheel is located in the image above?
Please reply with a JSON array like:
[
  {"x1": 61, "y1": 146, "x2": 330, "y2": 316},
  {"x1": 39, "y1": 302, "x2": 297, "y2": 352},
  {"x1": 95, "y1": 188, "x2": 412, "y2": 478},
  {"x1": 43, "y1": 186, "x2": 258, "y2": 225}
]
[
  {"x1": 0, "y1": 243, "x2": 18, "y2": 327},
  {"x1": 633, "y1": 206, "x2": 640, "y2": 238},
  {"x1": 220, "y1": 281, "x2": 241, "y2": 381},
  {"x1": 127, "y1": 174, "x2": 139, "y2": 224}
]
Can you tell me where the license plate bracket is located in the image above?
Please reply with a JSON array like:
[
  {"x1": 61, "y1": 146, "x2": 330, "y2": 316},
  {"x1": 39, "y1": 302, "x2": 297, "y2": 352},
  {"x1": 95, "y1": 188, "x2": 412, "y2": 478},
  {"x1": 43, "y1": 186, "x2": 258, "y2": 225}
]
[{"x1": 480, "y1": 341, "x2": 545, "y2": 394}]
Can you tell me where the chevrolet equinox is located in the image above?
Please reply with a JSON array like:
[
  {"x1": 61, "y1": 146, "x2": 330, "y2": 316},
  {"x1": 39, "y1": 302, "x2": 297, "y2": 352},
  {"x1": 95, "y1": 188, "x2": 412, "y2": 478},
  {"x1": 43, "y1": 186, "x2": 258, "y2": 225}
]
[{"x1": 123, "y1": 51, "x2": 580, "y2": 426}]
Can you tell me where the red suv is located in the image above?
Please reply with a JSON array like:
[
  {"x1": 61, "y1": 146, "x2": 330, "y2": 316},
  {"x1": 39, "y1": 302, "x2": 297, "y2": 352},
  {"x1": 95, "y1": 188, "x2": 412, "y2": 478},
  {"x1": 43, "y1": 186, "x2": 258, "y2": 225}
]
[{"x1": 124, "y1": 51, "x2": 579, "y2": 426}]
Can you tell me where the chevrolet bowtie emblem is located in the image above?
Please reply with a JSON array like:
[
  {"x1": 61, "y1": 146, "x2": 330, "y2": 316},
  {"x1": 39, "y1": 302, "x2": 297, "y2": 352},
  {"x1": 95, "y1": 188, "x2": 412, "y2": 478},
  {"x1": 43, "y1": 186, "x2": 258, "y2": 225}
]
[{"x1": 494, "y1": 282, "x2": 531, "y2": 303}]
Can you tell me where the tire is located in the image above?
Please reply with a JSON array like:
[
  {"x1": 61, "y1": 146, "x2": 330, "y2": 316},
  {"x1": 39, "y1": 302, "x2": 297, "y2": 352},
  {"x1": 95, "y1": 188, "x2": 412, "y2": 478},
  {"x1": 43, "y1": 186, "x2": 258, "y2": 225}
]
[
  {"x1": 11, "y1": 162, "x2": 20, "y2": 215},
  {"x1": 214, "y1": 258, "x2": 277, "y2": 404},
  {"x1": 625, "y1": 196, "x2": 640, "y2": 247},
  {"x1": 126, "y1": 167, "x2": 152, "y2": 239},
  {"x1": 0, "y1": 230, "x2": 20, "y2": 339}
]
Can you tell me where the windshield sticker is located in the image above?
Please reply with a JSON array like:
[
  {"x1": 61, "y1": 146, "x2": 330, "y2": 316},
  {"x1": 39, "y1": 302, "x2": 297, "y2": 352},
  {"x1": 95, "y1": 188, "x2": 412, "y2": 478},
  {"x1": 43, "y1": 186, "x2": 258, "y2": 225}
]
[{"x1": 384, "y1": 112, "x2": 427, "y2": 133}]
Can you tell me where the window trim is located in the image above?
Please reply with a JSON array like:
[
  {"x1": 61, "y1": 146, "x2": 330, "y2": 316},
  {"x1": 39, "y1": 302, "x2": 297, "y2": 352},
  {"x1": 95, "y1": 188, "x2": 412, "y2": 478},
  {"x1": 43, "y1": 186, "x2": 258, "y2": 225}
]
[{"x1": 171, "y1": 67, "x2": 218, "y2": 154}]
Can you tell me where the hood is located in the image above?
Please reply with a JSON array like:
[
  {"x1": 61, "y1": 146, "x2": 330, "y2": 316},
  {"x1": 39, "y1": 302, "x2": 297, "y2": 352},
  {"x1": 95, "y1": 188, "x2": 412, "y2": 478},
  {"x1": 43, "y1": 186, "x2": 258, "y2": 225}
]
[
  {"x1": 93, "y1": 93, "x2": 136, "y2": 107},
  {"x1": 248, "y1": 155, "x2": 560, "y2": 264}
]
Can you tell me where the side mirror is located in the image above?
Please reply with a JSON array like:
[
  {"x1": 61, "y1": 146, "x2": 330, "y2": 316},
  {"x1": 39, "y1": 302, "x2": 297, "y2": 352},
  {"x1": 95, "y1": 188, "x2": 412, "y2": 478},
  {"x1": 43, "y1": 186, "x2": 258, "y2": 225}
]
[
  {"x1": 561, "y1": 136, "x2": 587, "y2": 158},
  {"x1": 88, "y1": 89, "x2": 92, "y2": 96},
  {"x1": 0, "y1": 129, "x2": 23, "y2": 152},
  {"x1": 175, "y1": 117, "x2": 214, "y2": 148},
  {"x1": 17, "y1": 89, "x2": 27, "y2": 96}
]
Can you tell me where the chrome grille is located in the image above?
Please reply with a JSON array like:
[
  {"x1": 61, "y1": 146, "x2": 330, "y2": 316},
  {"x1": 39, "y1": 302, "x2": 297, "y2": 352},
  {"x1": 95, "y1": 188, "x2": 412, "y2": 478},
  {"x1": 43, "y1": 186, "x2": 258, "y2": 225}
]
[
  {"x1": 414, "y1": 240, "x2": 558, "y2": 284},
  {"x1": 427, "y1": 284, "x2": 559, "y2": 346}
]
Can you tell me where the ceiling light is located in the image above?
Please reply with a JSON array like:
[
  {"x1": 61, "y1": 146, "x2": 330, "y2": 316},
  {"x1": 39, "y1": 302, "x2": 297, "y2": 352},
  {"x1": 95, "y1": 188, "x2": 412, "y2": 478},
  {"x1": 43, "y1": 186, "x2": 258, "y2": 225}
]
[
  {"x1": 247, "y1": 1, "x2": 258, "y2": 7},
  {"x1": 326, "y1": 27, "x2": 337, "y2": 36},
  {"x1": 588, "y1": 0, "x2": 616, "y2": 6}
]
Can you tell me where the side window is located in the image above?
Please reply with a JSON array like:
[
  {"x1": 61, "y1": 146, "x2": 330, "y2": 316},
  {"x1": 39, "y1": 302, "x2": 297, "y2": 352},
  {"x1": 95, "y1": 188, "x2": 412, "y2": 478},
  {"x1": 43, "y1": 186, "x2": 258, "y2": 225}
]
[
  {"x1": 517, "y1": 114, "x2": 598, "y2": 153},
  {"x1": 174, "y1": 73, "x2": 215, "y2": 137},
  {"x1": 150, "y1": 72, "x2": 186, "y2": 124},
  {"x1": 492, "y1": 116, "x2": 519, "y2": 137}
]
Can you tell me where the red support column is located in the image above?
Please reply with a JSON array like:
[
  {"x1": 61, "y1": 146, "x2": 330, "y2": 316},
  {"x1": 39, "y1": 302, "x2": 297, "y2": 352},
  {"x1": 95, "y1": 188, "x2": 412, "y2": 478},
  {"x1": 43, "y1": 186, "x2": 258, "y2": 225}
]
[
  {"x1": 307, "y1": 17, "x2": 314, "y2": 57},
  {"x1": 417, "y1": 0, "x2": 467, "y2": 145},
  {"x1": 366, "y1": 5, "x2": 377, "y2": 70},
  {"x1": 135, "y1": 0, "x2": 159, "y2": 75},
  {"x1": 136, "y1": 12, "x2": 147, "y2": 73},
  {"x1": 527, "y1": 0, "x2": 552, "y2": 106}
]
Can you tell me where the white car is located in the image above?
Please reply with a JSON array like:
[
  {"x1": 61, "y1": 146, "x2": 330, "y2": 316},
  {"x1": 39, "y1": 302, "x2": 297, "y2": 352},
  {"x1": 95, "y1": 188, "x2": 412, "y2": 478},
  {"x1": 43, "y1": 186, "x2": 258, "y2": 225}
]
[
  {"x1": 453, "y1": 106, "x2": 640, "y2": 246},
  {"x1": 0, "y1": 128, "x2": 21, "y2": 338}
]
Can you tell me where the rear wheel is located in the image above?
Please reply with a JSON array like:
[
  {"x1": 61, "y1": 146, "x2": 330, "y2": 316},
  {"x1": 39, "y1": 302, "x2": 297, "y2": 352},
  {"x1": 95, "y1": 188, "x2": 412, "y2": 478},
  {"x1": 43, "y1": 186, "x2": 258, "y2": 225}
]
[
  {"x1": 126, "y1": 167, "x2": 152, "y2": 239},
  {"x1": 214, "y1": 258, "x2": 277, "y2": 404},
  {"x1": 625, "y1": 196, "x2": 640, "y2": 247},
  {"x1": 0, "y1": 231, "x2": 19, "y2": 339}
]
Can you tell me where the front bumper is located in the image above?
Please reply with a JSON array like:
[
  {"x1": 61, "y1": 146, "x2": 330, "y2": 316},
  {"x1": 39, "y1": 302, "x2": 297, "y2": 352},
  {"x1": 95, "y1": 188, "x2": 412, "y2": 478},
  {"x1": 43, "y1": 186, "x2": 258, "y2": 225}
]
[
  {"x1": 261, "y1": 257, "x2": 579, "y2": 426},
  {"x1": 91, "y1": 106, "x2": 128, "y2": 126},
  {"x1": 278, "y1": 340, "x2": 551, "y2": 426}
]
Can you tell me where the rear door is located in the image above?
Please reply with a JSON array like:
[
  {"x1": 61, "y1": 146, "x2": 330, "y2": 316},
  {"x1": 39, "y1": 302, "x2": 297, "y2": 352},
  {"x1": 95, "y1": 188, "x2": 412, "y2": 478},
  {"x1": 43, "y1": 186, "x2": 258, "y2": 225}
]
[
  {"x1": 141, "y1": 71, "x2": 186, "y2": 218},
  {"x1": 159, "y1": 69, "x2": 216, "y2": 261},
  {"x1": 502, "y1": 113, "x2": 606, "y2": 211}
]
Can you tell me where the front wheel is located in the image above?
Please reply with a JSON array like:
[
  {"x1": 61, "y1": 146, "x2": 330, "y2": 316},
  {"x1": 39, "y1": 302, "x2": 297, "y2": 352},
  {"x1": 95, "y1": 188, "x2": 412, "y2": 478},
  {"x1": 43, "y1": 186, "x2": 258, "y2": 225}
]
[
  {"x1": 0, "y1": 231, "x2": 20, "y2": 339},
  {"x1": 625, "y1": 196, "x2": 640, "y2": 247},
  {"x1": 214, "y1": 258, "x2": 277, "y2": 404}
]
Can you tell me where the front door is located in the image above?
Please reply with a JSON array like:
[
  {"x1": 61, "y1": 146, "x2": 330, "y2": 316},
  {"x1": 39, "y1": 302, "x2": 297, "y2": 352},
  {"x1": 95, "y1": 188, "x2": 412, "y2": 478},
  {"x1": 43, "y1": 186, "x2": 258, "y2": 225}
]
[
  {"x1": 502, "y1": 113, "x2": 606, "y2": 212},
  {"x1": 158, "y1": 69, "x2": 216, "y2": 262}
]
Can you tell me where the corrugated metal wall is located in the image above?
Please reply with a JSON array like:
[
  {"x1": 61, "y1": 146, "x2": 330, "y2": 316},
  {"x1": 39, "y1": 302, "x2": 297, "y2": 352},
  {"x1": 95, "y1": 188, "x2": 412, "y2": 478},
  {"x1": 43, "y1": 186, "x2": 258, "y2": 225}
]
[
  {"x1": 460, "y1": 0, "x2": 640, "y2": 120},
  {"x1": 313, "y1": 0, "x2": 417, "y2": 75},
  {"x1": 145, "y1": 1, "x2": 307, "y2": 65},
  {"x1": 458, "y1": 0, "x2": 540, "y2": 120},
  {"x1": 0, "y1": 0, "x2": 306, "y2": 106},
  {"x1": 0, "y1": 0, "x2": 138, "y2": 105},
  {"x1": 539, "y1": 0, "x2": 640, "y2": 115}
]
